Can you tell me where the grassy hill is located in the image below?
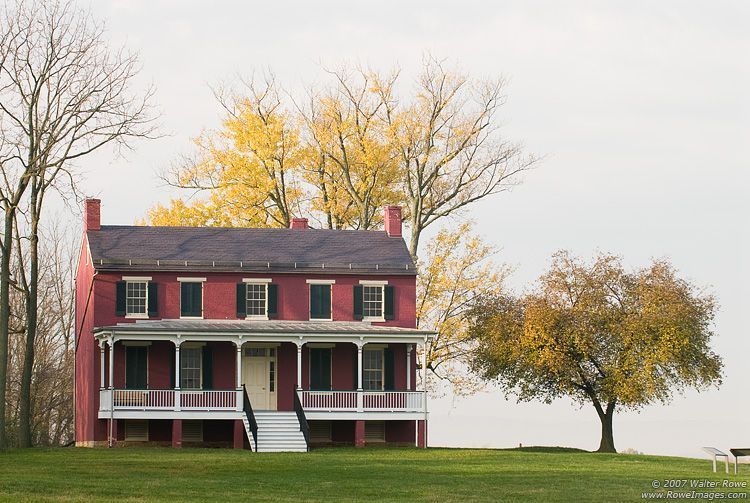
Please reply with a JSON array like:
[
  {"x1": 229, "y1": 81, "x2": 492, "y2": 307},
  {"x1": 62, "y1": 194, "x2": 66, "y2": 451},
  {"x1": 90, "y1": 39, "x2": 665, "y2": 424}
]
[{"x1": 0, "y1": 447, "x2": 747, "y2": 502}]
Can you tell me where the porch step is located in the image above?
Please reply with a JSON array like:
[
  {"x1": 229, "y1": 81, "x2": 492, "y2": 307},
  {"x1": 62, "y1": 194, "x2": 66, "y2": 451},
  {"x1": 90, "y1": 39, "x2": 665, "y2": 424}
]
[{"x1": 251, "y1": 411, "x2": 308, "y2": 453}]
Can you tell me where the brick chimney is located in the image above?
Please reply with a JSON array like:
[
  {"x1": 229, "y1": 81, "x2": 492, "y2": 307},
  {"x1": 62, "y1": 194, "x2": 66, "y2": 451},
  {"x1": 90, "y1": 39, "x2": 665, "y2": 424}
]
[
  {"x1": 384, "y1": 205, "x2": 402, "y2": 238},
  {"x1": 84, "y1": 198, "x2": 101, "y2": 231},
  {"x1": 290, "y1": 218, "x2": 308, "y2": 230}
]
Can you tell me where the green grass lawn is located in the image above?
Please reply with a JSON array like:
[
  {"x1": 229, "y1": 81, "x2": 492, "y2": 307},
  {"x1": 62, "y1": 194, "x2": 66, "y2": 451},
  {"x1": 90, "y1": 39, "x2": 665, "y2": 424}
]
[{"x1": 0, "y1": 447, "x2": 748, "y2": 502}]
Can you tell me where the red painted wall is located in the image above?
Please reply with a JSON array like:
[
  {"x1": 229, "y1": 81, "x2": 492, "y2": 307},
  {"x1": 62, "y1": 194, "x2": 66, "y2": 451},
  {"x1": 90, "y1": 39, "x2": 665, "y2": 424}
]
[
  {"x1": 276, "y1": 343, "x2": 297, "y2": 411},
  {"x1": 74, "y1": 235, "x2": 103, "y2": 444},
  {"x1": 386, "y1": 420, "x2": 416, "y2": 444},
  {"x1": 91, "y1": 271, "x2": 416, "y2": 328}
]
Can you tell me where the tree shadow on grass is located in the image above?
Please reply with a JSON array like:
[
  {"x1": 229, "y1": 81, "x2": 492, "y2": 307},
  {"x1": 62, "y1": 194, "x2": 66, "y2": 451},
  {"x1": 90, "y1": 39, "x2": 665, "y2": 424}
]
[{"x1": 500, "y1": 446, "x2": 591, "y2": 454}]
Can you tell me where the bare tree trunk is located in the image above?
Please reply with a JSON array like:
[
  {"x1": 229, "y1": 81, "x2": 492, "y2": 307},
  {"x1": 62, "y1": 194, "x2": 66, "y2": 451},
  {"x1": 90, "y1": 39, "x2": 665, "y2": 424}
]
[
  {"x1": 0, "y1": 209, "x2": 13, "y2": 449},
  {"x1": 18, "y1": 183, "x2": 40, "y2": 447}
]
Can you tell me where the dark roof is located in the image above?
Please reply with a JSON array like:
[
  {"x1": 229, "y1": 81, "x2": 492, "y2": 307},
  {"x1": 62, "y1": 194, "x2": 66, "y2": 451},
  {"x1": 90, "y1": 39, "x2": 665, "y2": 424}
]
[
  {"x1": 94, "y1": 319, "x2": 434, "y2": 337},
  {"x1": 87, "y1": 225, "x2": 416, "y2": 275}
]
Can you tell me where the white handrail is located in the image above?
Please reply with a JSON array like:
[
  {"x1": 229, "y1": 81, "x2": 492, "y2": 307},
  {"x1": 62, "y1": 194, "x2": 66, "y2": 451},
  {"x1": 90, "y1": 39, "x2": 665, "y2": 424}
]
[
  {"x1": 299, "y1": 390, "x2": 425, "y2": 412},
  {"x1": 103, "y1": 389, "x2": 237, "y2": 411}
]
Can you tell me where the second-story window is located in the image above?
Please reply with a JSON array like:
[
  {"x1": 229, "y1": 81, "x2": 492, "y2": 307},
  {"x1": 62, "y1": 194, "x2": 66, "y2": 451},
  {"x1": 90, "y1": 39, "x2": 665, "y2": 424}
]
[
  {"x1": 116, "y1": 277, "x2": 157, "y2": 318},
  {"x1": 126, "y1": 281, "x2": 147, "y2": 317},
  {"x1": 363, "y1": 285, "x2": 384, "y2": 320},
  {"x1": 246, "y1": 283, "x2": 267, "y2": 317},
  {"x1": 237, "y1": 281, "x2": 277, "y2": 319},
  {"x1": 180, "y1": 280, "x2": 204, "y2": 318},
  {"x1": 354, "y1": 283, "x2": 394, "y2": 322},
  {"x1": 309, "y1": 283, "x2": 332, "y2": 320}
]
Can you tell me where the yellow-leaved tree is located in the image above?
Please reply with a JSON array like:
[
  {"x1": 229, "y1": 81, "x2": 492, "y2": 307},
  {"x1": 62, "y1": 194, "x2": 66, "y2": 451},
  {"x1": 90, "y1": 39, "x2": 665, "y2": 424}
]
[
  {"x1": 417, "y1": 222, "x2": 509, "y2": 394},
  {"x1": 468, "y1": 251, "x2": 723, "y2": 452},
  {"x1": 146, "y1": 77, "x2": 307, "y2": 228}
]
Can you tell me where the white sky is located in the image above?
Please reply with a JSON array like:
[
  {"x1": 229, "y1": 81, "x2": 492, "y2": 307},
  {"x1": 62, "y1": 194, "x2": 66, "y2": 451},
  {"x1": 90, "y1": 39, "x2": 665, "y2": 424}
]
[{"x1": 72, "y1": 0, "x2": 748, "y2": 457}]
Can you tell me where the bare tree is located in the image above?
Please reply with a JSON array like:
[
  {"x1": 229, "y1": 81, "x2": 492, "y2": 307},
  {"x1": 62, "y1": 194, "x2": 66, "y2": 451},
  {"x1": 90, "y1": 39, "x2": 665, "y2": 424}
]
[
  {"x1": 7, "y1": 221, "x2": 75, "y2": 446},
  {"x1": 0, "y1": 0, "x2": 156, "y2": 448},
  {"x1": 378, "y1": 56, "x2": 538, "y2": 260}
]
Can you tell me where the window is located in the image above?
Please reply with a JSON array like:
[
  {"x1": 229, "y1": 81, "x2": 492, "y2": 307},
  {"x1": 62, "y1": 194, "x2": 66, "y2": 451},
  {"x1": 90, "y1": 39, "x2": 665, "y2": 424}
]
[
  {"x1": 363, "y1": 285, "x2": 383, "y2": 320},
  {"x1": 363, "y1": 349, "x2": 383, "y2": 391},
  {"x1": 365, "y1": 421, "x2": 386, "y2": 442},
  {"x1": 182, "y1": 420, "x2": 203, "y2": 442},
  {"x1": 126, "y1": 281, "x2": 147, "y2": 316},
  {"x1": 180, "y1": 282, "x2": 203, "y2": 318},
  {"x1": 309, "y1": 284, "x2": 332, "y2": 320},
  {"x1": 124, "y1": 420, "x2": 148, "y2": 441},
  {"x1": 246, "y1": 283, "x2": 267, "y2": 317},
  {"x1": 180, "y1": 347, "x2": 202, "y2": 389}
]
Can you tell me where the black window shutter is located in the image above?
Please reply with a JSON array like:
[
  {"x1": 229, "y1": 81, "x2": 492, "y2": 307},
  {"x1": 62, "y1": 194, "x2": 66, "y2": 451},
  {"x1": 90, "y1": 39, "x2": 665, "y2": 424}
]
[
  {"x1": 384, "y1": 285, "x2": 395, "y2": 320},
  {"x1": 180, "y1": 282, "x2": 191, "y2": 316},
  {"x1": 126, "y1": 347, "x2": 148, "y2": 389},
  {"x1": 192, "y1": 283, "x2": 202, "y2": 317},
  {"x1": 267, "y1": 284, "x2": 278, "y2": 317},
  {"x1": 384, "y1": 348, "x2": 395, "y2": 390},
  {"x1": 147, "y1": 282, "x2": 158, "y2": 317},
  {"x1": 322, "y1": 285, "x2": 331, "y2": 319},
  {"x1": 353, "y1": 285, "x2": 363, "y2": 320},
  {"x1": 116, "y1": 281, "x2": 126, "y2": 316},
  {"x1": 202, "y1": 346, "x2": 213, "y2": 390},
  {"x1": 236, "y1": 283, "x2": 247, "y2": 318}
]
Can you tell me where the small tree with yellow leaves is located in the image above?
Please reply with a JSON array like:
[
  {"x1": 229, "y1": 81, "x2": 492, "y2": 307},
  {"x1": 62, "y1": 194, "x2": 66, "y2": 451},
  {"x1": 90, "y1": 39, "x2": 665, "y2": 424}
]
[
  {"x1": 468, "y1": 251, "x2": 723, "y2": 453},
  {"x1": 417, "y1": 222, "x2": 509, "y2": 394}
]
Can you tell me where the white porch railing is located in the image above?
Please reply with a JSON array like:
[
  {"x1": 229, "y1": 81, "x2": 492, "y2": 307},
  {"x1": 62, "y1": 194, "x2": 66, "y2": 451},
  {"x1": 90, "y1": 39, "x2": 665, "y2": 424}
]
[
  {"x1": 298, "y1": 390, "x2": 425, "y2": 412},
  {"x1": 100, "y1": 389, "x2": 241, "y2": 412}
]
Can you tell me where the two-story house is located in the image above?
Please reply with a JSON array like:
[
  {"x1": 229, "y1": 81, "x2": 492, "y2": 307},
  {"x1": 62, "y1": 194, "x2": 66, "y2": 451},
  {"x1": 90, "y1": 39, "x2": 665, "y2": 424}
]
[{"x1": 75, "y1": 199, "x2": 434, "y2": 452}]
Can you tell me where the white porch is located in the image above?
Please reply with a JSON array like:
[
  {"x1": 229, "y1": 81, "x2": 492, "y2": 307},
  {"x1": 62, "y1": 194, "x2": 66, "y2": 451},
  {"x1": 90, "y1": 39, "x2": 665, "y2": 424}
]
[{"x1": 94, "y1": 319, "x2": 434, "y2": 422}]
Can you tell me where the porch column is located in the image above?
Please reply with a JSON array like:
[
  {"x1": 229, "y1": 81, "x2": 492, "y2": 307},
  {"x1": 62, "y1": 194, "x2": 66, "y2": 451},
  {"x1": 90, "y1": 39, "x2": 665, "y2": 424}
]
[
  {"x1": 235, "y1": 343, "x2": 242, "y2": 388},
  {"x1": 233, "y1": 420, "x2": 245, "y2": 449},
  {"x1": 172, "y1": 419, "x2": 182, "y2": 448},
  {"x1": 107, "y1": 337, "x2": 114, "y2": 448},
  {"x1": 355, "y1": 420, "x2": 365, "y2": 448},
  {"x1": 296, "y1": 343, "x2": 303, "y2": 389},
  {"x1": 356, "y1": 344, "x2": 363, "y2": 390},
  {"x1": 421, "y1": 339, "x2": 428, "y2": 449},
  {"x1": 356, "y1": 343, "x2": 363, "y2": 412},
  {"x1": 99, "y1": 341, "x2": 106, "y2": 389},
  {"x1": 406, "y1": 344, "x2": 412, "y2": 391},
  {"x1": 108, "y1": 338, "x2": 114, "y2": 390},
  {"x1": 174, "y1": 342, "x2": 181, "y2": 411}
]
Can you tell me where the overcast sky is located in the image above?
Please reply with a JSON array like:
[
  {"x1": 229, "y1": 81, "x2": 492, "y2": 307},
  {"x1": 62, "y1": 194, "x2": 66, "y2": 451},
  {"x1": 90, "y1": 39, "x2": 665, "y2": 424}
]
[{"x1": 73, "y1": 0, "x2": 748, "y2": 457}]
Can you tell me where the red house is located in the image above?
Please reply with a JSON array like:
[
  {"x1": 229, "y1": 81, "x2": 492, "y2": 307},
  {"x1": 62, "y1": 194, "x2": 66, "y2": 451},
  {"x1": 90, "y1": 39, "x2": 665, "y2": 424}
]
[{"x1": 75, "y1": 200, "x2": 433, "y2": 451}]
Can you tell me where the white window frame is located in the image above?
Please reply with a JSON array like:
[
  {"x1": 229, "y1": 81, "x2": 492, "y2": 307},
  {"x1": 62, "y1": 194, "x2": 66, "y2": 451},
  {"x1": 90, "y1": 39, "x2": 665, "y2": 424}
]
[
  {"x1": 362, "y1": 348, "x2": 384, "y2": 391},
  {"x1": 178, "y1": 278, "x2": 205, "y2": 320},
  {"x1": 244, "y1": 283, "x2": 269, "y2": 320},
  {"x1": 180, "y1": 346, "x2": 202, "y2": 390},
  {"x1": 361, "y1": 285, "x2": 385, "y2": 322},
  {"x1": 123, "y1": 276, "x2": 151, "y2": 319}
]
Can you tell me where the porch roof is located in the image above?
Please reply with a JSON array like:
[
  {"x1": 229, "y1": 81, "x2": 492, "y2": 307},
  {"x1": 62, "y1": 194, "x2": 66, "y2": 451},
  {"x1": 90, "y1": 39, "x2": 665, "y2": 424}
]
[{"x1": 93, "y1": 319, "x2": 435, "y2": 339}]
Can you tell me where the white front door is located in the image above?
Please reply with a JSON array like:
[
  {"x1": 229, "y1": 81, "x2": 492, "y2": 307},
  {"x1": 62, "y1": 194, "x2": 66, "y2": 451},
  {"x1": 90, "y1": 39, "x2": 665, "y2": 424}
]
[{"x1": 242, "y1": 348, "x2": 277, "y2": 410}]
